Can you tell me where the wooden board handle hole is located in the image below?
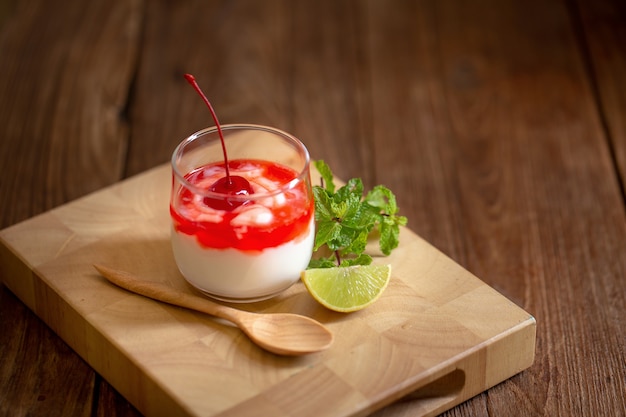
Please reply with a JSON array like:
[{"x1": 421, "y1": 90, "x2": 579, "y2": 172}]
[{"x1": 399, "y1": 369, "x2": 465, "y2": 413}]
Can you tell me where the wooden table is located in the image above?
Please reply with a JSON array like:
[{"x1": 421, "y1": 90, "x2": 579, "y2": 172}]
[{"x1": 1, "y1": 0, "x2": 624, "y2": 416}]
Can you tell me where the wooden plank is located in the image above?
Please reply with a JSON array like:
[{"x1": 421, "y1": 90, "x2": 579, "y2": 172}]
[
  {"x1": 357, "y1": 1, "x2": 626, "y2": 416},
  {"x1": 0, "y1": 0, "x2": 142, "y2": 217},
  {"x1": 575, "y1": 0, "x2": 626, "y2": 191},
  {"x1": 127, "y1": 0, "x2": 376, "y2": 182},
  {"x1": 1, "y1": 0, "x2": 625, "y2": 415},
  {"x1": 0, "y1": 284, "x2": 96, "y2": 416},
  {"x1": 0, "y1": 0, "x2": 143, "y2": 415}
]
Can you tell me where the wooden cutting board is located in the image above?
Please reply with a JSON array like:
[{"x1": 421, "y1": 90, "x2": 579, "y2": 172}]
[{"x1": 0, "y1": 163, "x2": 535, "y2": 417}]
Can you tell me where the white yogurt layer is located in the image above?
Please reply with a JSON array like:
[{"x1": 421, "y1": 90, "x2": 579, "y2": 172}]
[{"x1": 171, "y1": 218, "x2": 314, "y2": 302}]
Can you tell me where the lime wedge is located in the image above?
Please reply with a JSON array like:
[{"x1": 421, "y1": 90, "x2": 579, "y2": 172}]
[{"x1": 301, "y1": 264, "x2": 391, "y2": 312}]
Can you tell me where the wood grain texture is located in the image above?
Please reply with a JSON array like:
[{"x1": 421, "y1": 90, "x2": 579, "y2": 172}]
[
  {"x1": 574, "y1": 0, "x2": 626, "y2": 196},
  {"x1": 0, "y1": 164, "x2": 535, "y2": 417},
  {"x1": 0, "y1": 0, "x2": 142, "y2": 218},
  {"x1": 0, "y1": 285, "x2": 95, "y2": 417},
  {"x1": 0, "y1": 0, "x2": 142, "y2": 415},
  {"x1": 1, "y1": 0, "x2": 625, "y2": 416}
]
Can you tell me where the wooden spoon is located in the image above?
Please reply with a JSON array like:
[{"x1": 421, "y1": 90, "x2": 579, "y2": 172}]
[{"x1": 93, "y1": 264, "x2": 333, "y2": 356}]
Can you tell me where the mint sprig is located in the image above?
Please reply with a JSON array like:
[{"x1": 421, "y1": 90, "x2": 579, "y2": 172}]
[{"x1": 308, "y1": 160, "x2": 408, "y2": 268}]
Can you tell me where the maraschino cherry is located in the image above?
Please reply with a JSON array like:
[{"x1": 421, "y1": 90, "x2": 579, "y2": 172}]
[{"x1": 184, "y1": 74, "x2": 254, "y2": 211}]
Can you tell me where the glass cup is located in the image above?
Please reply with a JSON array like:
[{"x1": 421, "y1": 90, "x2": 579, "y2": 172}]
[{"x1": 170, "y1": 124, "x2": 315, "y2": 302}]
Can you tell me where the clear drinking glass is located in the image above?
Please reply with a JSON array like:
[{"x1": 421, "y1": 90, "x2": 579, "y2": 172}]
[{"x1": 170, "y1": 124, "x2": 315, "y2": 302}]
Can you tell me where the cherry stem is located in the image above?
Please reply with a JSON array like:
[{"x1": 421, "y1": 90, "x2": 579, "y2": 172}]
[{"x1": 184, "y1": 73, "x2": 231, "y2": 181}]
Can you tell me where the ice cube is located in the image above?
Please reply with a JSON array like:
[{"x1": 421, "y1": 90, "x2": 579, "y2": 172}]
[{"x1": 231, "y1": 205, "x2": 273, "y2": 226}]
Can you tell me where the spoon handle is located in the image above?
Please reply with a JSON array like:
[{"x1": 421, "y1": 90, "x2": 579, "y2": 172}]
[{"x1": 93, "y1": 264, "x2": 242, "y2": 323}]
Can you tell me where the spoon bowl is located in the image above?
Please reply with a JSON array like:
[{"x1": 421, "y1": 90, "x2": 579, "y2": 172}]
[{"x1": 93, "y1": 264, "x2": 333, "y2": 356}]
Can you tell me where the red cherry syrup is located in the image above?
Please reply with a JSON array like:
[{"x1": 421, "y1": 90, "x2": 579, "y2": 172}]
[
  {"x1": 171, "y1": 159, "x2": 314, "y2": 251},
  {"x1": 184, "y1": 74, "x2": 253, "y2": 210}
]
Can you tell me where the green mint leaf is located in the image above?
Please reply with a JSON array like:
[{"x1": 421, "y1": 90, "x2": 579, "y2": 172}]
[
  {"x1": 378, "y1": 214, "x2": 407, "y2": 255},
  {"x1": 334, "y1": 178, "x2": 363, "y2": 204},
  {"x1": 340, "y1": 227, "x2": 370, "y2": 256},
  {"x1": 312, "y1": 186, "x2": 333, "y2": 221},
  {"x1": 314, "y1": 220, "x2": 342, "y2": 251},
  {"x1": 365, "y1": 185, "x2": 398, "y2": 215},
  {"x1": 379, "y1": 217, "x2": 400, "y2": 256},
  {"x1": 309, "y1": 161, "x2": 407, "y2": 268},
  {"x1": 330, "y1": 199, "x2": 350, "y2": 220},
  {"x1": 328, "y1": 225, "x2": 357, "y2": 251},
  {"x1": 339, "y1": 253, "x2": 373, "y2": 267},
  {"x1": 334, "y1": 193, "x2": 362, "y2": 227},
  {"x1": 346, "y1": 203, "x2": 379, "y2": 230},
  {"x1": 314, "y1": 160, "x2": 335, "y2": 193},
  {"x1": 308, "y1": 257, "x2": 338, "y2": 269}
]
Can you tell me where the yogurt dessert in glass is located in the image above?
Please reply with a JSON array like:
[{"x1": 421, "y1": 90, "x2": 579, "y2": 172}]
[{"x1": 170, "y1": 124, "x2": 315, "y2": 302}]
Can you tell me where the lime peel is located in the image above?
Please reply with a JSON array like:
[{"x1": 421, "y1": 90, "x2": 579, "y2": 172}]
[{"x1": 301, "y1": 264, "x2": 392, "y2": 312}]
